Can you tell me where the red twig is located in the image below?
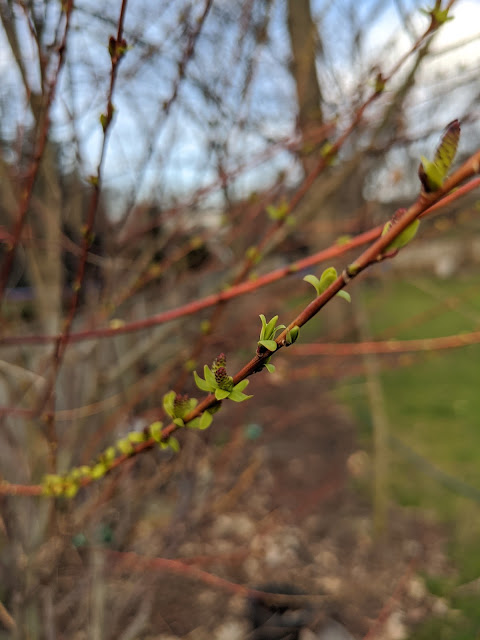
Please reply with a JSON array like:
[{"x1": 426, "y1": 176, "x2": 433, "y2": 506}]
[
  {"x1": 107, "y1": 549, "x2": 251, "y2": 597},
  {"x1": 294, "y1": 330, "x2": 480, "y2": 356},
  {"x1": 2, "y1": 173, "x2": 478, "y2": 349},
  {"x1": 105, "y1": 548, "x2": 334, "y2": 608},
  {"x1": 1, "y1": 157, "x2": 478, "y2": 496},
  {"x1": 362, "y1": 556, "x2": 419, "y2": 640}
]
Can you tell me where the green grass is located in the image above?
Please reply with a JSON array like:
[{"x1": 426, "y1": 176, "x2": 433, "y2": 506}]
[{"x1": 337, "y1": 273, "x2": 480, "y2": 639}]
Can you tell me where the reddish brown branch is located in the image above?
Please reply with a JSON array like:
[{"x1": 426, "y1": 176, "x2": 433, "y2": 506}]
[
  {"x1": 2, "y1": 173, "x2": 478, "y2": 349},
  {"x1": 294, "y1": 331, "x2": 480, "y2": 356},
  {"x1": 362, "y1": 556, "x2": 419, "y2": 640},
  {"x1": 105, "y1": 548, "x2": 333, "y2": 608},
  {"x1": 1, "y1": 139, "x2": 478, "y2": 497}
]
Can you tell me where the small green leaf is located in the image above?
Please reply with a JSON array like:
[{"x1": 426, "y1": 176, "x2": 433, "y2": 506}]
[
  {"x1": 273, "y1": 324, "x2": 287, "y2": 337},
  {"x1": 265, "y1": 315, "x2": 279, "y2": 338},
  {"x1": 193, "y1": 370, "x2": 212, "y2": 392},
  {"x1": 433, "y1": 120, "x2": 460, "y2": 176},
  {"x1": 319, "y1": 267, "x2": 338, "y2": 292},
  {"x1": 117, "y1": 438, "x2": 134, "y2": 456},
  {"x1": 42, "y1": 474, "x2": 65, "y2": 497},
  {"x1": 266, "y1": 202, "x2": 289, "y2": 221},
  {"x1": 228, "y1": 389, "x2": 253, "y2": 403},
  {"x1": 419, "y1": 156, "x2": 444, "y2": 191},
  {"x1": 320, "y1": 141, "x2": 336, "y2": 165},
  {"x1": 258, "y1": 339, "x2": 277, "y2": 352},
  {"x1": 102, "y1": 446, "x2": 116, "y2": 463},
  {"x1": 215, "y1": 388, "x2": 230, "y2": 400},
  {"x1": 418, "y1": 120, "x2": 460, "y2": 192},
  {"x1": 246, "y1": 246, "x2": 261, "y2": 263},
  {"x1": 203, "y1": 364, "x2": 217, "y2": 388},
  {"x1": 264, "y1": 363, "x2": 276, "y2": 373},
  {"x1": 233, "y1": 379, "x2": 250, "y2": 393},
  {"x1": 336, "y1": 290, "x2": 351, "y2": 303},
  {"x1": 303, "y1": 274, "x2": 320, "y2": 295},
  {"x1": 420, "y1": 5, "x2": 453, "y2": 24},
  {"x1": 259, "y1": 314, "x2": 267, "y2": 339},
  {"x1": 382, "y1": 219, "x2": 420, "y2": 251},
  {"x1": 128, "y1": 431, "x2": 146, "y2": 443},
  {"x1": 173, "y1": 418, "x2": 185, "y2": 427},
  {"x1": 64, "y1": 482, "x2": 79, "y2": 498},
  {"x1": 149, "y1": 421, "x2": 164, "y2": 442},
  {"x1": 286, "y1": 326, "x2": 300, "y2": 345},
  {"x1": 168, "y1": 437, "x2": 180, "y2": 453},
  {"x1": 91, "y1": 463, "x2": 107, "y2": 479},
  {"x1": 163, "y1": 390, "x2": 176, "y2": 418},
  {"x1": 198, "y1": 411, "x2": 213, "y2": 430},
  {"x1": 70, "y1": 466, "x2": 91, "y2": 480}
]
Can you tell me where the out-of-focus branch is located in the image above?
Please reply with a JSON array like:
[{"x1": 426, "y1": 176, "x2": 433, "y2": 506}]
[
  {"x1": 1, "y1": 173, "x2": 478, "y2": 348},
  {"x1": 2, "y1": 140, "x2": 478, "y2": 497},
  {"x1": 0, "y1": 2, "x2": 73, "y2": 303}
]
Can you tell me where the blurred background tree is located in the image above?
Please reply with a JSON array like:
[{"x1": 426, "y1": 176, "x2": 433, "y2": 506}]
[{"x1": 1, "y1": 1, "x2": 480, "y2": 638}]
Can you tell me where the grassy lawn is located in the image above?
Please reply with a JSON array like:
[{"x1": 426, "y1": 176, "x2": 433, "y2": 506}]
[{"x1": 337, "y1": 273, "x2": 480, "y2": 637}]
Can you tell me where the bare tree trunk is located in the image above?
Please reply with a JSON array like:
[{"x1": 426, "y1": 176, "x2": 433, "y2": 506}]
[{"x1": 287, "y1": 0, "x2": 323, "y2": 175}]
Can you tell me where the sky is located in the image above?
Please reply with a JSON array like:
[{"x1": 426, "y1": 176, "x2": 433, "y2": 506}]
[{"x1": 0, "y1": 0, "x2": 479, "y2": 215}]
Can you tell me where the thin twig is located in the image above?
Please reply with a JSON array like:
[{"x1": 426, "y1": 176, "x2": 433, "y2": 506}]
[{"x1": 2, "y1": 173, "x2": 478, "y2": 349}]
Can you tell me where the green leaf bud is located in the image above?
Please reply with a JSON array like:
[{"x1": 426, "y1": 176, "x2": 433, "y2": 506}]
[
  {"x1": 286, "y1": 326, "x2": 300, "y2": 345},
  {"x1": 319, "y1": 267, "x2": 338, "y2": 291},
  {"x1": 228, "y1": 389, "x2": 253, "y2": 403},
  {"x1": 91, "y1": 463, "x2": 107, "y2": 479},
  {"x1": 215, "y1": 388, "x2": 231, "y2": 400},
  {"x1": 168, "y1": 437, "x2": 180, "y2": 453},
  {"x1": 128, "y1": 431, "x2": 146, "y2": 444},
  {"x1": 266, "y1": 201, "x2": 289, "y2": 221},
  {"x1": 200, "y1": 320, "x2": 211, "y2": 335},
  {"x1": 381, "y1": 209, "x2": 420, "y2": 251},
  {"x1": 64, "y1": 482, "x2": 79, "y2": 498},
  {"x1": 258, "y1": 339, "x2": 277, "y2": 352},
  {"x1": 194, "y1": 370, "x2": 213, "y2": 392},
  {"x1": 117, "y1": 438, "x2": 134, "y2": 456},
  {"x1": 418, "y1": 119, "x2": 460, "y2": 192},
  {"x1": 203, "y1": 364, "x2": 217, "y2": 388},
  {"x1": 149, "y1": 421, "x2": 164, "y2": 442},
  {"x1": 336, "y1": 290, "x2": 351, "y2": 303},
  {"x1": 303, "y1": 274, "x2": 321, "y2": 296},
  {"x1": 102, "y1": 446, "x2": 117, "y2": 463},
  {"x1": 199, "y1": 411, "x2": 213, "y2": 429}
]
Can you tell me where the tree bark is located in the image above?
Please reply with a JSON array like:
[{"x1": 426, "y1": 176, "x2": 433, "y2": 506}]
[{"x1": 287, "y1": 0, "x2": 323, "y2": 175}]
